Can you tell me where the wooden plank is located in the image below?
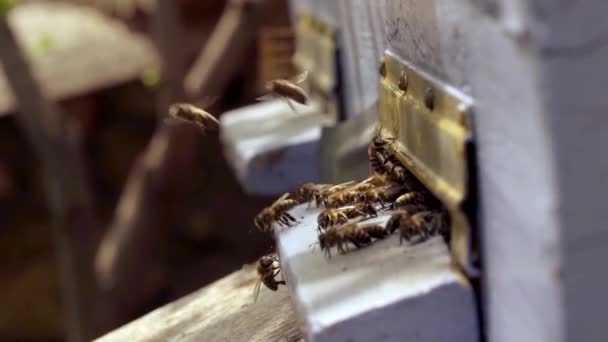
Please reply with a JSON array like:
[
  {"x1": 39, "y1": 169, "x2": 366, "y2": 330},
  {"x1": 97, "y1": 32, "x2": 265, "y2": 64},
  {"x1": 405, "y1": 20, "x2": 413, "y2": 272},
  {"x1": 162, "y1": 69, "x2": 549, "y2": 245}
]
[
  {"x1": 95, "y1": 266, "x2": 303, "y2": 342},
  {"x1": 0, "y1": 2, "x2": 159, "y2": 115}
]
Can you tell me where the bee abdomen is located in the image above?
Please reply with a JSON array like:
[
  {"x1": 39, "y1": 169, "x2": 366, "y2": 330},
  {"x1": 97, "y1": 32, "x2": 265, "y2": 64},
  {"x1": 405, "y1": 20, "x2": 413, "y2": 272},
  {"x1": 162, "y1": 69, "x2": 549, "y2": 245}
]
[{"x1": 273, "y1": 80, "x2": 308, "y2": 104}]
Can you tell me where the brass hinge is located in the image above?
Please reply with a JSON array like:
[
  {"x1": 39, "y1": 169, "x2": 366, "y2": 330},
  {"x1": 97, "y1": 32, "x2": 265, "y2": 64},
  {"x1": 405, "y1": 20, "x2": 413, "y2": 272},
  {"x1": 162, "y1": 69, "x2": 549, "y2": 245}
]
[
  {"x1": 293, "y1": 13, "x2": 341, "y2": 121},
  {"x1": 379, "y1": 51, "x2": 479, "y2": 276}
]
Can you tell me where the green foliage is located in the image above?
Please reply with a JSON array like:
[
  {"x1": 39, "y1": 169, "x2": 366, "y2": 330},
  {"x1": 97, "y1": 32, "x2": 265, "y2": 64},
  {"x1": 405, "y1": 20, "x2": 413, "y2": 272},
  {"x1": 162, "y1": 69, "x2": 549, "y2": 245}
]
[
  {"x1": 31, "y1": 33, "x2": 55, "y2": 58},
  {"x1": 140, "y1": 67, "x2": 161, "y2": 88},
  {"x1": 0, "y1": 0, "x2": 18, "y2": 16}
]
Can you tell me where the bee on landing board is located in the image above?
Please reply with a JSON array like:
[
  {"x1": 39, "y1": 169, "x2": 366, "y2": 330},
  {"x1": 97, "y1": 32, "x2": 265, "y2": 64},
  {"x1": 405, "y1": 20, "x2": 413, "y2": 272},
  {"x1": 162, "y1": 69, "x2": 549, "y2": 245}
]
[
  {"x1": 386, "y1": 209, "x2": 449, "y2": 245},
  {"x1": 322, "y1": 181, "x2": 378, "y2": 208},
  {"x1": 315, "y1": 181, "x2": 357, "y2": 207},
  {"x1": 257, "y1": 71, "x2": 309, "y2": 114},
  {"x1": 253, "y1": 254, "x2": 286, "y2": 302},
  {"x1": 392, "y1": 190, "x2": 440, "y2": 209},
  {"x1": 317, "y1": 202, "x2": 378, "y2": 232},
  {"x1": 165, "y1": 101, "x2": 219, "y2": 133},
  {"x1": 295, "y1": 182, "x2": 332, "y2": 206},
  {"x1": 319, "y1": 221, "x2": 389, "y2": 257},
  {"x1": 357, "y1": 183, "x2": 408, "y2": 208},
  {"x1": 254, "y1": 192, "x2": 300, "y2": 232}
]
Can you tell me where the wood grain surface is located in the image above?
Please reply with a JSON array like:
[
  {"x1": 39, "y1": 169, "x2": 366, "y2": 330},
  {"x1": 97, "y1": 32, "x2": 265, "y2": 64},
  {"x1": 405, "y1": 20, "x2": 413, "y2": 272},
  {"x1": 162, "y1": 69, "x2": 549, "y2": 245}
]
[{"x1": 96, "y1": 266, "x2": 303, "y2": 342}]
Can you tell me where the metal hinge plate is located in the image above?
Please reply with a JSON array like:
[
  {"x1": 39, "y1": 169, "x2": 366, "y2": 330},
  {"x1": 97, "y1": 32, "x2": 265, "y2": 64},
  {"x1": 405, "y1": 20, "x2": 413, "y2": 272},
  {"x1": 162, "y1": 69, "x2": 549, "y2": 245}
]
[
  {"x1": 293, "y1": 13, "x2": 342, "y2": 121},
  {"x1": 379, "y1": 50, "x2": 479, "y2": 276}
]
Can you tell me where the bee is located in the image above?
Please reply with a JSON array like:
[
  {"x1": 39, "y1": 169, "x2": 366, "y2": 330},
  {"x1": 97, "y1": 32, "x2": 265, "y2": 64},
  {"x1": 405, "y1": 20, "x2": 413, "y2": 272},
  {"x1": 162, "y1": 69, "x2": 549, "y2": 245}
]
[
  {"x1": 357, "y1": 183, "x2": 407, "y2": 208},
  {"x1": 315, "y1": 180, "x2": 357, "y2": 207},
  {"x1": 319, "y1": 221, "x2": 389, "y2": 257},
  {"x1": 317, "y1": 202, "x2": 378, "y2": 232},
  {"x1": 295, "y1": 182, "x2": 332, "y2": 205},
  {"x1": 254, "y1": 192, "x2": 299, "y2": 232},
  {"x1": 368, "y1": 135, "x2": 395, "y2": 174},
  {"x1": 253, "y1": 254, "x2": 286, "y2": 302},
  {"x1": 385, "y1": 210, "x2": 449, "y2": 244},
  {"x1": 322, "y1": 180, "x2": 379, "y2": 208},
  {"x1": 392, "y1": 190, "x2": 440, "y2": 209},
  {"x1": 257, "y1": 71, "x2": 309, "y2": 114},
  {"x1": 166, "y1": 102, "x2": 219, "y2": 133}
]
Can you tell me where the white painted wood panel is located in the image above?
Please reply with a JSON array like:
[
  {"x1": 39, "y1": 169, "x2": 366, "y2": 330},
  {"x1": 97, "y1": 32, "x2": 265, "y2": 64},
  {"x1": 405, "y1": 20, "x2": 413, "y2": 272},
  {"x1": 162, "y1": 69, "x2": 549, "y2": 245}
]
[
  {"x1": 385, "y1": 1, "x2": 563, "y2": 341},
  {"x1": 289, "y1": 1, "x2": 608, "y2": 341},
  {"x1": 335, "y1": 0, "x2": 387, "y2": 118},
  {"x1": 276, "y1": 203, "x2": 479, "y2": 342}
]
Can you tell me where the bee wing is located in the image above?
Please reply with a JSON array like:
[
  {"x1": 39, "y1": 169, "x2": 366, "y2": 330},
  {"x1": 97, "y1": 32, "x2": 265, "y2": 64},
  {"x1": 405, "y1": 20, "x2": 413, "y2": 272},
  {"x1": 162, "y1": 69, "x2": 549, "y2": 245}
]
[
  {"x1": 290, "y1": 70, "x2": 309, "y2": 85},
  {"x1": 163, "y1": 116, "x2": 181, "y2": 126},
  {"x1": 283, "y1": 97, "x2": 299, "y2": 115},
  {"x1": 253, "y1": 277, "x2": 263, "y2": 303},
  {"x1": 329, "y1": 180, "x2": 357, "y2": 192},
  {"x1": 198, "y1": 95, "x2": 220, "y2": 109},
  {"x1": 257, "y1": 93, "x2": 276, "y2": 102},
  {"x1": 201, "y1": 111, "x2": 220, "y2": 129},
  {"x1": 272, "y1": 192, "x2": 292, "y2": 206}
]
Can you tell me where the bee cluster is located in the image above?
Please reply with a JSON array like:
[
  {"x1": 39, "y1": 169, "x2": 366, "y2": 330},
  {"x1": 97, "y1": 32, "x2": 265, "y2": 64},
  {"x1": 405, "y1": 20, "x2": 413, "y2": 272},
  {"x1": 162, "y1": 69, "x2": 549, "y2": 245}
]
[{"x1": 252, "y1": 132, "x2": 451, "y2": 299}]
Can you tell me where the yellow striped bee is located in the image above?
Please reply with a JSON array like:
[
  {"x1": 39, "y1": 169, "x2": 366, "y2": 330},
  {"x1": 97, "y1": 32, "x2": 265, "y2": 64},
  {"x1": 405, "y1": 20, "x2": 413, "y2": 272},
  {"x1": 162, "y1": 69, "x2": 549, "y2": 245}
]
[
  {"x1": 254, "y1": 193, "x2": 299, "y2": 232},
  {"x1": 253, "y1": 253, "x2": 285, "y2": 302},
  {"x1": 315, "y1": 181, "x2": 357, "y2": 207},
  {"x1": 295, "y1": 182, "x2": 332, "y2": 205},
  {"x1": 386, "y1": 209, "x2": 449, "y2": 244},
  {"x1": 166, "y1": 102, "x2": 219, "y2": 133},
  {"x1": 368, "y1": 134, "x2": 395, "y2": 175},
  {"x1": 322, "y1": 181, "x2": 378, "y2": 208},
  {"x1": 357, "y1": 184, "x2": 407, "y2": 208},
  {"x1": 392, "y1": 190, "x2": 439, "y2": 209},
  {"x1": 317, "y1": 202, "x2": 378, "y2": 232},
  {"x1": 319, "y1": 221, "x2": 389, "y2": 257},
  {"x1": 257, "y1": 71, "x2": 309, "y2": 114}
]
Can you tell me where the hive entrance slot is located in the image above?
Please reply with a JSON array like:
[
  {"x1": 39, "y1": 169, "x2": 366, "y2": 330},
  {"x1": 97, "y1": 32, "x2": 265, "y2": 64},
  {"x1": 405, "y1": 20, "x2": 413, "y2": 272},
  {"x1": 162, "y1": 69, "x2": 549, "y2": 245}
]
[{"x1": 378, "y1": 50, "x2": 479, "y2": 276}]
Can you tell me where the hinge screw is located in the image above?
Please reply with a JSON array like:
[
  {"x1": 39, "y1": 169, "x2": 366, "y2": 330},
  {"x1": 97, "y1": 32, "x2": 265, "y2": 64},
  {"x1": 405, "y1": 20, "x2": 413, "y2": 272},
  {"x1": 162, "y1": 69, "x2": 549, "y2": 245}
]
[
  {"x1": 424, "y1": 87, "x2": 435, "y2": 110},
  {"x1": 398, "y1": 71, "x2": 408, "y2": 91},
  {"x1": 379, "y1": 59, "x2": 387, "y2": 78}
]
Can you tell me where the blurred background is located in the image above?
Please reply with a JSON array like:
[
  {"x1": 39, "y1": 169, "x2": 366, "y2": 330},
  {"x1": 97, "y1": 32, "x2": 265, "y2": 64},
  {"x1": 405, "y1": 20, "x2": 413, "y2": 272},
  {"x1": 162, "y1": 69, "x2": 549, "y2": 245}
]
[{"x1": 0, "y1": 0, "x2": 295, "y2": 340}]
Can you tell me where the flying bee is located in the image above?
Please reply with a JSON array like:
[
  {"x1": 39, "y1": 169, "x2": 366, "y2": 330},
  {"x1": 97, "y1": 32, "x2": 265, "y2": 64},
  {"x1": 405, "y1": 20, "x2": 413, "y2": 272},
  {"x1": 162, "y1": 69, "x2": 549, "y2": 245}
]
[
  {"x1": 317, "y1": 202, "x2": 378, "y2": 232},
  {"x1": 392, "y1": 190, "x2": 440, "y2": 209},
  {"x1": 357, "y1": 184, "x2": 407, "y2": 208},
  {"x1": 257, "y1": 71, "x2": 309, "y2": 114},
  {"x1": 166, "y1": 100, "x2": 219, "y2": 133},
  {"x1": 319, "y1": 221, "x2": 389, "y2": 257},
  {"x1": 295, "y1": 182, "x2": 332, "y2": 205},
  {"x1": 253, "y1": 254, "x2": 286, "y2": 302},
  {"x1": 254, "y1": 192, "x2": 299, "y2": 232}
]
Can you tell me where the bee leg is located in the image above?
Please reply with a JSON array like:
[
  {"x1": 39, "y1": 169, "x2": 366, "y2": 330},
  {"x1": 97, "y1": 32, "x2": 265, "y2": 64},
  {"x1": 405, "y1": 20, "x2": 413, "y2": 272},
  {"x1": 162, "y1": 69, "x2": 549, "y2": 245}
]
[
  {"x1": 284, "y1": 212, "x2": 297, "y2": 222},
  {"x1": 337, "y1": 242, "x2": 347, "y2": 254},
  {"x1": 279, "y1": 215, "x2": 293, "y2": 226}
]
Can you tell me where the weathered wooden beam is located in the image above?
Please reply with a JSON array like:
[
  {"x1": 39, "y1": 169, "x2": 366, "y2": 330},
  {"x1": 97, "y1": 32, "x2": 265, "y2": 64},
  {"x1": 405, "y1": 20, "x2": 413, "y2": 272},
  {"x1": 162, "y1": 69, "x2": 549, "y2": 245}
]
[
  {"x1": 0, "y1": 4, "x2": 100, "y2": 341},
  {"x1": 95, "y1": 266, "x2": 303, "y2": 342}
]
